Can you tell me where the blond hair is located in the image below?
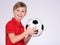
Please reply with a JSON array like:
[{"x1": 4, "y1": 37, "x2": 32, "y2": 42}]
[{"x1": 13, "y1": 2, "x2": 27, "y2": 12}]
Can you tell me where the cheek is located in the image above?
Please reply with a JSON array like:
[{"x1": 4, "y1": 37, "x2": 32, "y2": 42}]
[
  {"x1": 15, "y1": 12, "x2": 19, "y2": 15},
  {"x1": 14, "y1": 11, "x2": 19, "y2": 15},
  {"x1": 13, "y1": 12, "x2": 18, "y2": 17},
  {"x1": 13, "y1": 11, "x2": 17, "y2": 15},
  {"x1": 22, "y1": 12, "x2": 26, "y2": 16}
]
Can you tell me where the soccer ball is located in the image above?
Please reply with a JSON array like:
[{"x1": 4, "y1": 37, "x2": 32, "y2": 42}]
[{"x1": 26, "y1": 18, "x2": 44, "y2": 37}]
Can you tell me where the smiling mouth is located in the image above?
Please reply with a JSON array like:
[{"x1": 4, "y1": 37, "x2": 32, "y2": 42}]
[{"x1": 17, "y1": 15, "x2": 23, "y2": 17}]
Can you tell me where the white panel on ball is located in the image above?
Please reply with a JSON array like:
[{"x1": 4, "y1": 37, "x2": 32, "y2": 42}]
[{"x1": 26, "y1": 18, "x2": 44, "y2": 37}]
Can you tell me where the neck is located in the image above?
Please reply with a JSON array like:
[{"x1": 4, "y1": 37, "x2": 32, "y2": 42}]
[{"x1": 14, "y1": 17, "x2": 21, "y2": 22}]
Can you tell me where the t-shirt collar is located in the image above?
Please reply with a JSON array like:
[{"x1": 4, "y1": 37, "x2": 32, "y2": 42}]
[{"x1": 12, "y1": 18, "x2": 22, "y2": 27}]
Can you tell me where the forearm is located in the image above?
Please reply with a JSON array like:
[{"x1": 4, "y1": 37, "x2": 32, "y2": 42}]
[
  {"x1": 24, "y1": 35, "x2": 31, "y2": 45},
  {"x1": 9, "y1": 31, "x2": 28, "y2": 44}
]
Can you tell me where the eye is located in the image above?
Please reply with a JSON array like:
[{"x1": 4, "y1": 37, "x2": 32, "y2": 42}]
[
  {"x1": 16, "y1": 10, "x2": 19, "y2": 11},
  {"x1": 22, "y1": 11, "x2": 25, "y2": 12}
]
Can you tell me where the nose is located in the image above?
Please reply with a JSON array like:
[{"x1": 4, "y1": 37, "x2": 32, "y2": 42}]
[{"x1": 18, "y1": 11, "x2": 22, "y2": 15}]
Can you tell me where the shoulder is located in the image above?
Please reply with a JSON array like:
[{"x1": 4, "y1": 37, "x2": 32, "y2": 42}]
[{"x1": 6, "y1": 20, "x2": 14, "y2": 27}]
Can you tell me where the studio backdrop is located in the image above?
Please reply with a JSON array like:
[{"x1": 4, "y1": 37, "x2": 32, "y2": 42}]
[{"x1": 0, "y1": 0, "x2": 60, "y2": 45}]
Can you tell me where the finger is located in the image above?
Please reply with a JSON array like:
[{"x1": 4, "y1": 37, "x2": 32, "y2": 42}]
[
  {"x1": 32, "y1": 26, "x2": 37, "y2": 30},
  {"x1": 26, "y1": 24, "x2": 31, "y2": 29},
  {"x1": 31, "y1": 31, "x2": 38, "y2": 34}
]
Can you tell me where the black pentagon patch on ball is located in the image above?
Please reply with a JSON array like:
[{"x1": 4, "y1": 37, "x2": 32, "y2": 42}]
[
  {"x1": 26, "y1": 24, "x2": 29, "y2": 29},
  {"x1": 41, "y1": 24, "x2": 44, "y2": 30},
  {"x1": 32, "y1": 20, "x2": 38, "y2": 25}
]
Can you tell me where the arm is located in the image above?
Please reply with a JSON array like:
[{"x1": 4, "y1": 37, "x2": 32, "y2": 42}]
[
  {"x1": 8, "y1": 31, "x2": 28, "y2": 44},
  {"x1": 8, "y1": 26, "x2": 37, "y2": 44},
  {"x1": 24, "y1": 35, "x2": 32, "y2": 45}
]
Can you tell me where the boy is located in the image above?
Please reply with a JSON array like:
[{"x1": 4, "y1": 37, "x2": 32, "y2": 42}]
[{"x1": 6, "y1": 2, "x2": 37, "y2": 45}]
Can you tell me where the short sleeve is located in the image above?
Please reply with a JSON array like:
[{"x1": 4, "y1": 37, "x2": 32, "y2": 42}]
[{"x1": 6, "y1": 22, "x2": 15, "y2": 34}]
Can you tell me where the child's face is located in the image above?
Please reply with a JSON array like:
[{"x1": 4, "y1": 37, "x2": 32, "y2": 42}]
[{"x1": 13, "y1": 7, "x2": 26, "y2": 20}]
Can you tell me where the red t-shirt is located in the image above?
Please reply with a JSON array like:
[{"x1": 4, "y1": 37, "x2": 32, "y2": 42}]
[{"x1": 6, "y1": 18, "x2": 24, "y2": 45}]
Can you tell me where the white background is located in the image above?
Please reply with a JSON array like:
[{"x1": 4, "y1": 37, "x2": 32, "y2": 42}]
[{"x1": 0, "y1": 0, "x2": 60, "y2": 45}]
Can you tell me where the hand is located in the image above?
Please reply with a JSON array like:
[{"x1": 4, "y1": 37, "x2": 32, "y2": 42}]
[{"x1": 26, "y1": 26, "x2": 38, "y2": 35}]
